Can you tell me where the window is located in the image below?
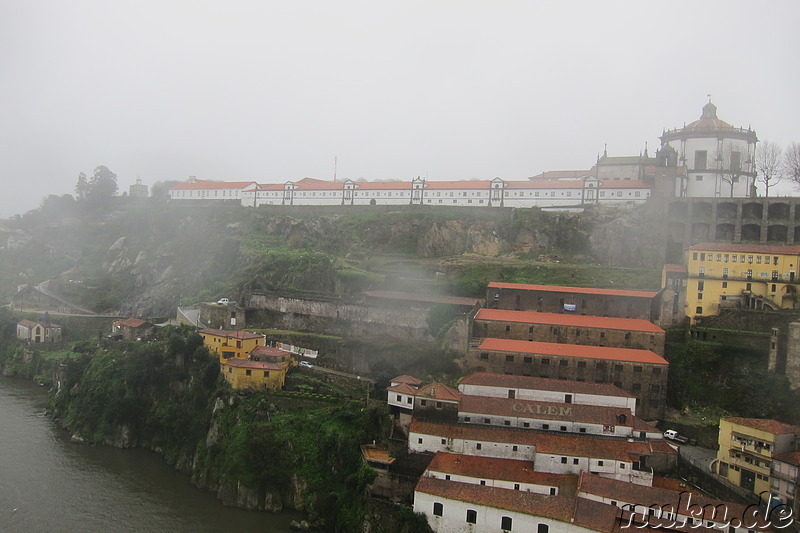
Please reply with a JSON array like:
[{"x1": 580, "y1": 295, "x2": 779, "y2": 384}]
[
  {"x1": 599, "y1": 331, "x2": 605, "y2": 339},
  {"x1": 696, "y1": 306, "x2": 703, "y2": 314},
  {"x1": 466, "y1": 510, "x2": 477, "y2": 524},
  {"x1": 757, "y1": 256, "x2": 762, "y2": 264},
  {"x1": 505, "y1": 325, "x2": 511, "y2": 332},
  {"x1": 524, "y1": 357, "x2": 533, "y2": 364},
  {"x1": 476, "y1": 443, "x2": 482, "y2": 450},
  {"x1": 441, "y1": 438, "x2": 446, "y2": 445},
  {"x1": 501, "y1": 516, "x2": 513, "y2": 531},
  {"x1": 418, "y1": 437, "x2": 423, "y2": 444},
  {"x1": 598, "y1": 460, "x2": 604, "y2": 466},
  {"x1": 695, "y1": 150, "x2": 708, "y2": 169},
  {"x1": 541, "y1": 358, "x2": 550, "y2": 365},
  {"x1": 420, "y1": 399, "x2": 427, "y2": 406},
  {"x1": 698, "y1": 292, "x2": 703, "y2": 300},
  {"x1": 245, "y1": 369, "x2": 252, "y2": 376},
  {"x1": 698, "y1": 280, "x2": 704, "y2": 291},
  {"x1": 634, "y1": 366, "x2": 642, "y2": 373},
  {"x1": 433, "y1": 502, "x2": 443, "y2": 516},
  {"x1": 561, "y1": 457, "x2": 568, "y2": 464},
  {"x1": 538, "y1": 524, "x2": 549, "y2": 533},
  {"x1": 479, "y1": 352, "x2": 489, "y2": 360},
  {"x1": 484, "y1": 418, "x2": 491, "y2": 424},
  {"x1": 614, "y1": 364, "x2": 623, "y2": 372},
  {"x1": 559, "y1": 360, "x2": 568, "y2": 367},
  {"x1": 514, "y1": 483, "x2": 520, "y2": 490},
  {"x1": 722, "y1": 281, "x2": 728, "y2": 288},
  {"x1": 263, "y1": 371, "x2": 270, "y2": 377},
  {"x1": 577, "y1": 361, "x2": 586, "y2": 368},
  {"x1": 464, "y1": 416, "x2": 471, "y2": 422},
  {"x1": 765, "y1": 256, "x2": 771, "y2": 265},
  {"x1": 506, "y1": 355, "x2": 515, "y2": 362},
  {"x1": 542, "y1": 424, "x2": 549, "y2": 430}
]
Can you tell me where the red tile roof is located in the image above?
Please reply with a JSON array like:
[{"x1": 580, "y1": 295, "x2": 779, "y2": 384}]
[
  {"x1": 663, "y1": 263, "x2": 688, "y2": 273},
  {"x1": 688, "y1": 242, "x2": 800, "y2": 255},
  {"x1": 409, "y1": 420, "x2": 665, "y2": 463},
  {"x1": 487, "y1": 281, "x2": 658, "y2": 299},
  {"x1": 773, "y1": 451, "x2": 800, "y2": 466},
  {"x1": 458, "y1": 372, "x2": 635, "y2": 398},
  {"x1": 250, "y1": 346, "x2": 292, "y2": 358},
  {"x1": 477, "y1": 338, "x2": 668, "y2": 365},
  {"x1": 415, "y1": 382, "x2": 462, "y2": 402},
  {"x1": 362, "y1": 291, "x2": 479, "y2": 307},
  {"x1": 458, "y1": 395, "x2": 634, "y2": 427},
  {"x1": 723, "y1": 417, "x2": 800, "y2": 436},
  {"x1": 505, "y1": 179, "x2": 584, "y2": 189},
  {"x1": 222, "y1": 359, "x2": 284, "y2": 371},
  {"x1": 352, "y1": 181, "x2": 411, "y2": 190},
  {"x1": 170, "y1": 180, "x2": 256, "y2": 190},
  {"x1": 360, "y1": 444, "x2": 395, "y2": 465},
  {"x1": 425, "y1": 452, "x2": 576, "y2": 488},
  {"x1": 199, "y1": 329, "x2": 265, "y2": 340},
  {"x1": 474, "y1": 308, "x2": 664, "y2": 333},
  {"x1": 577, "y1": 472, "x2": 763, "y2": 525},
  {"x1": 390, "y1": 375, "x2": 423, "y2": 386},
  {"x1": 423, "y1": 180, "x2": 493, "y2": 190},
  {"x1": 386, "y1": 382, "x2": 419, "y2": 395},
  {"x1": 292, "y1": 177, "x2": 344, "y2": 191},
  {"x1": 18, "y1": 319, "x2": 38, "y2": 328},
  {"x1": 253, "y1": 183, "x2": 285, "y2": 191},
  {"x1": 415, "y1": 477, "x2": 577, "y2": 524},
  {"x1": 118, "y1": 318, "x2": 148, "y2": 328}
]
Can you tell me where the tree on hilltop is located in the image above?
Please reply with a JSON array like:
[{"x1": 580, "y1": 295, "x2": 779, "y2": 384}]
[
  {"x1": 87, "y1": 165, "x2": 118, "y2": 200},
  {"x1": 786, "y1": 142, "x2": 800, "y2": 188},
  {"x1": 755, "y1": 141, "x2": 783, "y2": 197}
]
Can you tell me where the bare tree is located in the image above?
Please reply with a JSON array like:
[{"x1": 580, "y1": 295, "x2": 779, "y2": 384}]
[
  {"x1": 786, "y1": 142, "x2": 800, "y2": 187},
  {"x1": 756, "y1": 141, "x2": 783, "y2": 197},
  {"x1": 719, "y1": 145, "x2": 754, "y2": 198}
]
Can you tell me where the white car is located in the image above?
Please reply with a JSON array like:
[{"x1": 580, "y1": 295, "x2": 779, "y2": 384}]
[
  {"x1": 299, "y1": 361, "x2": 313, "y2": 368},
  {"x1": 217, "y1": 298, "x2": 229, "y2": 305}
]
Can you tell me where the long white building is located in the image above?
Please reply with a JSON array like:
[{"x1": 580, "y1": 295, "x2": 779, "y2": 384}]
[{"x1": 169, "y1": 175, "x2": 652, "y2": 210}]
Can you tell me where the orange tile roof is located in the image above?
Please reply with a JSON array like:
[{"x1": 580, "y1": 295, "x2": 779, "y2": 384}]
[
  {"x1": 415, "y1": 382, "x2": 462, "y2": 402},
  {"x1": 505, "y1": 179, "x2": 584, "y2": 189},
  {"x1": 474, "y1": 308, "x2": 664, "y2": 333},
  {"x1": 723, "y1": 417, "x2": 800, "y2": 436},
  {"x1": 360, "y1": 444, "x2": 395, "y2": 465},
  {"x1": 292, "y1": 177, "x2": 344, "y2": 191},
  {"x1": 688, "y1": 242, "x2": 800, "y2": 255},
  {"x1": 199, "y1": 328, "x2": 265, "y2": 340},
  {"x1": 222, "y1": 359, "x2": 284, "y2": 371},
  {"x1": 254, "y1": 183, "x2": 285, "y2": 191},
  {"x1": 250, "y1": 346, "x2": 292, "y2": 358},
  {"x1": 409, "y1": 420, "x2": 664, "y2": 462},
  {"x1": 352, "y1": 181, "x2": 411, "y2": 190},
  {"x1": 118, "y1": 318, "x2": 148, "y2": 328},
  {"x1": 425, "y1": 452, "x2": 576, "y2": 488},
  {"x1": 487, "y1": 281, "x2": 658, "y2": 299},
  {"x1": 458, "y1": 372, "x2": 635, "y2": 398},
  {"x1": 386, "y1": 382, "x2": 419, "y2": 395},
  {"x1": 170, "y1": 180, "x2": 257, "y2": 190},
  {"x1": 415, "y1": 477, "x2": 577, "y2": 524},
  {"x1": 478, "y1": 338, "x2": 668, "y2": 365},
  {"x1": 390, "y1": 375, "x2": 423, "y2": 386},
  {"x1": 423, "y1": 180, "x2": 492, "y2": 190},
  {"x1": 362, "y1": 290, "x2": 479, "y2": 307},
  {"x1": 459, "y1": 395, "x2": 634, "y2": 427},
  {"x1": 773, "y1": 451, "x2": 800, "y2": 466},
  {"x1": 577, "y1": 472, "x2": 764, "y2": 525}
]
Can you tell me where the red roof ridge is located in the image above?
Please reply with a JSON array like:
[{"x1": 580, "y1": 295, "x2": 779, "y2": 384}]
[
  {"x1": 474, "y1": 308, "x2": 664, "y2": 333},
  {"x1": 478, "y1": 338, "x2": 668, "y2": 365},
  {"x1": 487, "y1": 281, "x2": 657, "y2": 298}
]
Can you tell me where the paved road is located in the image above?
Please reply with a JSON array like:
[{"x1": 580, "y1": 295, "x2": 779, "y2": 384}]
[
  {"x1": 301, "y1": 364, "x2": 375, "y2": 384},
  {"x1": 678, "y1": 443, "x2": 718, "y2": 473}
]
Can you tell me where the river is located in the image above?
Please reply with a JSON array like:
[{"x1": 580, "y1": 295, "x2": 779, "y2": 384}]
[{"x1": 0, "y1": 375, "x2": 302, "y2": 533}]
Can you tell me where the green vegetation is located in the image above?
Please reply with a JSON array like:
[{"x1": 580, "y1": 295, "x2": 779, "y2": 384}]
[{"x1": 666, "y1": 335, "x2": 800, "y2": 424}]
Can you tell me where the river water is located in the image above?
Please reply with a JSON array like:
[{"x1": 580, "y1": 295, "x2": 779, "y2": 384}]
[{"x1": 0, "y1": 375, "x2": 301, "y2": 533}]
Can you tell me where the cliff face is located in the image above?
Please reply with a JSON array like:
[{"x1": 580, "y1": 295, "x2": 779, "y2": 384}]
[
  {"x1": 44, "y1": 329, "x2": 386, "y2": 530},
  {"x1": 4, "y1": 199, "x2": 669, "y2": 318}
]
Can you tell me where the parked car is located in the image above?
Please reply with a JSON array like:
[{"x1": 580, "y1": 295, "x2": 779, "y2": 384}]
[
  {"x1": 299, "y1": 361, "x2": 313, "y2": 368},
  {"x1": 217, "y1": 298, "x2": 229, "y2": 305},
  {"x1": 663, "y1": 429, "x2": 689, "y2": 444}
]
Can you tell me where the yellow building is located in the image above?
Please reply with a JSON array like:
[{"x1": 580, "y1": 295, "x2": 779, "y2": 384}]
[
  {"x1": 716, "y1": 417, "x2": 800, "y2": 501},
  {"x1": 685, "y1": 243, "x2": 800, "y2": 321},
  {"x1": 221, "y1": 359, "x2": 287, "y2": 391},
  {"x1": 198, "y1": 328, "x2": 265, "y2": 362},
  {"x1": 250, "y1": 345, "x2": 295, "y2": 368}
]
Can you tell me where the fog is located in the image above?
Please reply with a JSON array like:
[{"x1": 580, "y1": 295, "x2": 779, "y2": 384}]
[{"x1": 1, "y1": 0, "x2": 798, "y2": 217}]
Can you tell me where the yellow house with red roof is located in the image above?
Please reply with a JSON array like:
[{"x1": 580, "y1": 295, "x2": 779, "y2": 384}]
[
  {"x1": 222, "y1": 359, "x2": 286, "y2": 391},
  {"x1": 685, "y1": 242, "x2": 800, "y2": 321},
  {"x1": 198, "y1": 328, "x2": 265, "y2": 362},
  {"x1": 716, "y1": 417, "x2": 800, "y2": 501}
]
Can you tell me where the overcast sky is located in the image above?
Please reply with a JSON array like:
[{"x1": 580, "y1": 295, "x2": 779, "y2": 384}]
[{"x1": 1, "y1": 1, "x2": 798, "y2": 217}]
